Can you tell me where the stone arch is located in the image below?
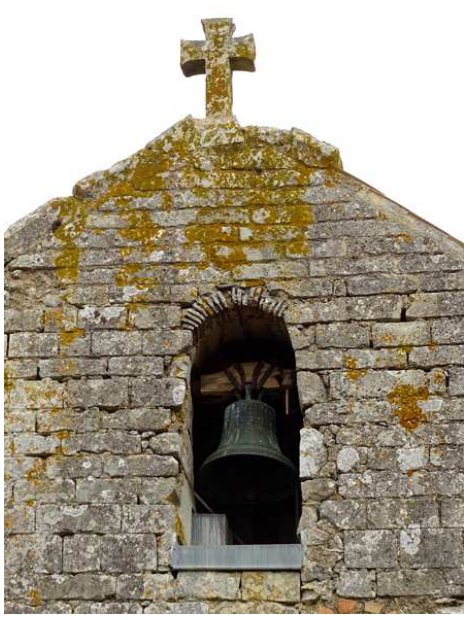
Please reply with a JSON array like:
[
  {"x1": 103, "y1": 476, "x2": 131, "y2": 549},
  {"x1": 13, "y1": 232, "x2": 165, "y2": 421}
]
[{"x1": 181, "y1": 286, "x2": 304, "y2": 546}]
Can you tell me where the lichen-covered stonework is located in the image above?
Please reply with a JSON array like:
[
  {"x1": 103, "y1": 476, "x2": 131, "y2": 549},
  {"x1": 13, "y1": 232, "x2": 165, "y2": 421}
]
[{"x1": 4, "y1": 114, "x2": 463, "y2": 614}]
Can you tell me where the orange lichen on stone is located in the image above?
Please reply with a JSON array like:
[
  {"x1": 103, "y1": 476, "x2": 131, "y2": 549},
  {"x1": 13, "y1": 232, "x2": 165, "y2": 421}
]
[
  {"x1": 387, "y1": 384, "x2": 429, "y2": 431},
  {"x1": 344, "y1": 357, "x2": 368, "y2": 381},
  {"x1": 337, "y1": 598, "x2": 360, "y2": 614},
  {"x1": 24, "y1": 459, "x2": 45, "y2": 483}
]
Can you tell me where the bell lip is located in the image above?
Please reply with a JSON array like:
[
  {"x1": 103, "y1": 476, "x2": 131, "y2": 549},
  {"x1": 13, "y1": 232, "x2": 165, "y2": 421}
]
[
  {"x1": 198, "y1": 452, "x2": 298, "y2": 505},
  {"x1": 200, "y1": 446, "x2": 297, "y2": 474}
]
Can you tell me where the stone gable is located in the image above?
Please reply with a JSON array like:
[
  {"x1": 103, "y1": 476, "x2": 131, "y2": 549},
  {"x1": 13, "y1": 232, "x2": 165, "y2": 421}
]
[{"x1": 4, "y1": 22, "x2": 464, "y2": 616}]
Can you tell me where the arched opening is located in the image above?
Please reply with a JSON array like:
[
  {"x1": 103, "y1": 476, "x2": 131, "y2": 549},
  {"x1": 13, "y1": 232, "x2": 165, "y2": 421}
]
[{"x1": 190, "y1": 302, "x2": 302, "y2": 546}]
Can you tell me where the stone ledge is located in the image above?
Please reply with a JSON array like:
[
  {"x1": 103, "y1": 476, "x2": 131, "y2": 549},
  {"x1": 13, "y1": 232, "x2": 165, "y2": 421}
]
[{"x1": 171, "y1": 544, "x2": 303, "y2": 570}]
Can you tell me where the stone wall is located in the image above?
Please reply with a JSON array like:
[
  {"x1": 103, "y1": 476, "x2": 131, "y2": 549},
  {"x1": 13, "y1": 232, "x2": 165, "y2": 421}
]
[{"x1": 4, "y1": 117, "x2": 464, "y2": 613}]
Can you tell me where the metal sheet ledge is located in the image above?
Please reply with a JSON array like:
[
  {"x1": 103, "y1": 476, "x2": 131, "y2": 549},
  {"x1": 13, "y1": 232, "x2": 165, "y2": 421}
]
[{"x1": 171, "y1": 544, "x2": 304, "y2": 570}]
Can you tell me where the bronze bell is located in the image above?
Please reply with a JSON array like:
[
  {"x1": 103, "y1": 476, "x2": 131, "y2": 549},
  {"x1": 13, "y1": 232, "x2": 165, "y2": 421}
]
[{"x1": 198, "y1": 396, "x2": 297, "y2": 505}]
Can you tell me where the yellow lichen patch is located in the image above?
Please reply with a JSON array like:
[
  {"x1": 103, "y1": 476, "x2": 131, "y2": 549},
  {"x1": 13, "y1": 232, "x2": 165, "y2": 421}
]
[
  {"x1": 344, "y1": 357, "x2": 368, "y2": 381},
  {"x1": 427, "y1": 341, "x2": 438, "y2": 351},
  {"x1": 396, "y1": 232, "x2": 413, "y2": 243},
  {"x1": 398, "y1": 344, "x2": 412, "y2": 355},
  {"x1": 28, "y1": 589, "x2": 42, "y2": 608},
  {"x1": 387, "y1": 384, "x2": 429, "y2": 432},
  {"x1": 184, "y1": 202, "x2": 314, "y2": 271},
  {"x1": 4, "y1": 367, "x2": 14, "y2": 394},
  {"x1": 53, "y1": 197, "x2": 87, "y2": 283},
  {"x1": 59, "y1": 327, "x2": 85, "y2": 349},
  {"x1": 175, "y1": 514, "x2": 187, "y2": 545}
]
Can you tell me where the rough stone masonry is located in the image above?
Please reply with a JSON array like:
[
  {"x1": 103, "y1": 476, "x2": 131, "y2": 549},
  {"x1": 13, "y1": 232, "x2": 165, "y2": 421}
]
[{"x1": 4, "y1": 17, "x2": 464, "y2": 615}]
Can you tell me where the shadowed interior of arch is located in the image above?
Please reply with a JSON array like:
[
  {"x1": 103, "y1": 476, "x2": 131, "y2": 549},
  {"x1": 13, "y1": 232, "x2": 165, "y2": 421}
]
[{"x1": 191, "y1": 305, "x2": 302, "y2": 545}]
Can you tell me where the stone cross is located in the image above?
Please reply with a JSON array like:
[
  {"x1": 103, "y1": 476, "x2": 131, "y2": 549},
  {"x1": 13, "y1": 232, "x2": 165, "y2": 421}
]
[{"x1": 181, "y1": 18, "x2": 256, "y2": 119}]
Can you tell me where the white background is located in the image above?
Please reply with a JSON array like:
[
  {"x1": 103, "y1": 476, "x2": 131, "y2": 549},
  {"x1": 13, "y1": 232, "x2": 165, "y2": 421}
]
[{"x1": 1, "y1": 0, "x2": 469, "y2": 241}]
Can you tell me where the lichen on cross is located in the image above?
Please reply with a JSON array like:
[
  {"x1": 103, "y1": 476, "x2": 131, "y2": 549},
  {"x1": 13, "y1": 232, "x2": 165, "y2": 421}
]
[{"x1": 181, "y1": 18, "x2": 256, "y2": 119}]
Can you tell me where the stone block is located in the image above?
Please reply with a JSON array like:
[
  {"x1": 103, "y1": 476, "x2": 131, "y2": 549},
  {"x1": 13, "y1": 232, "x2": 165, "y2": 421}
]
[
  {"x1": 377, "y1": 569, "x2": 463, "y2": 597},
  {"x1": 4, "y1": 505, "x2": 35, "y2": 533},
  {"x1": 142, "y1": 329, "x2": 192, "y2": 355},
  {"x1": 367, "y1": 498, "x2": 439, "y2": 529},
  {"x1": 36, "y1": 504, "x2": 121, "y2": 533},
  {"x1": 4, "y1": 602, "x2": 73, "y2": 614},
  {"x1": 372, "y1": 321, "x2": 430, "y2": 348},
  {"x1": 37, "y1": 407, "x2": 102, "y2": 433},
  {"x1": 108, "y1": 356, "x2": 164, "y2": 376},
  {"x1": 100, "y1": 534, "x2": 157, "y2": 572},
  {"x1": 344, "y1": 530, "x2": 397, "y2": 568},
  {"x1": 448, "y1": 368, "x2": 463, "y2": 396},
  {"x1": 297, "y1": 372, "x2": 327, "y2": 408},
  {"x1": 73, "y1": 602, "x2": 143, "y2": 614},
  {"x1": 367, "y1": 446, "x2": 400, "y2": 470},
  {"x1": 441, "y1": 498, "x2": 464, "y2": 527},
  {"x1": 339, "y1": 472, "x2": 376, "y2": 499},
  {"x1": 76, "y1": 478, "x2": 139, "y2": 504},
  {"x1": 103, "y1": 407, "x2": 171, "y2": 431},
  {"x1": 62, "y1": 431, "x2": 141, "y2": 455},
  {"x1": 337, "y1": 569, "x2": 376, "y2": 598},
  {"x1": 63, "y1": 534, "x2": 101, "y2": 572},
  {"x1": 241, "y1": 571, "x2": 300, "y2": 603},
  {"x1": 175, "y1": 571, "x2": 240, "y2": 600},
  {"x1": 420, "y1": 270, "x2": 464, "y2": 292},
  {"x1": 129, "y1": 304, "x2": 181, "y2": 329},
  {"x1": 409, "y1": 345, "x2": 463, "y2": 368},
  {"x1": 130, "y1": 377, "x2": 186, "y2": 407},
  {"x1": 330, "y1": 369, "x2": 426, "y2": 399},
  {"x1": 8, "y1": 333, "x2": 58, "y2": 358},
  {"x1": 39, "y1": 357, "x2": 107, "y2": 378},
  {"x1": 320, "y1": 500, "x2": 367, "y2": 530},
  {"x1": 5, "y1": 378, "x2": 66, "y2": 409},
  {"x1": 5, "y1": 455, "x2": 45, "y2": 482},
  {"x1": 302, "y1": 545, "x2": 342, "y2": 581},
  {"x1": 45, "y1": 455, "x2": 102, "y2": 478},
  {"x1": 301, "y1": 478, "x2": 335, "y2": 503},
  {"x1": 35, "y1": 574, "x2": 116, "y2": 600},
  {"x1": 149, "y1": 432, "x2": 182, "y2": 457},
  {"x1": 316, "y1": 323, "x2": 370, "y2": 348},
  {"x1": 431, "y1": 317, "x2": 464, "y2": 344},
  {"x1": 4, "y1": 359, "x2": 38, "y2": 379},
  {"x1": 4, "y1": 308, "x2": 43, "y2": 332},
  {"x1": 347, "y1": 273, "x2": 418, "y2": 295},
  {"x1": 13, "y1": 433, "x2": 60, "y2": 456},
  {"x1": 91, "y1": 331, "x2": 142, "y2": 355},
  {"x1": 67, "y1": 378, "x2": 128, "y2": 408},
  {"x1": 430, "y1": 445, "x2": 463, "y2": 469},
  {"x1": 299, "y1": 428, "x2": 327, "y2": 479},
  {"x1": 4, "y1": 535, "x2": 62, "y2": 574},
  {"x1": 397, "y1": 446, "x2": 428, "y2": 471},
  {"x1": 407, "y1": 292, "x2": 463, "y2": 319},
  {"x1": 145, "y1": 602, "x2": 209, "y2": 614},
  {"x1": 116, "y1": 572, "x2": 174, "y2": 600},
  {"x1": 346, "y1": 295, "x2": 402, "y2": 321},
  {"x1": 103, "y1": 454, "x2": 179, "y2": 477},
  {"x1": 14, "y1": 479, "x2": 75, "y2": 504},
  {"x1": 306, "y1": 400, "x2": 392, "y2": 427},
  {"x1": 43, "y1": 306, "x2": 77, "y2": 332},
  {"x1": 77, "y1": 305, "x2": 127, "y2": 329},
  {"x1": 400, "y1": 528, "x2": 463, "y2": 568},
  {"x1": 4, "y1": 409, "x2": 36, "y2": 433},
  {"x1": 122, "y1": 505, "x2": 175, "y2": 533},
  {"x1": 139, "y1": 477, "x2": 179, "y2": 505}
]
